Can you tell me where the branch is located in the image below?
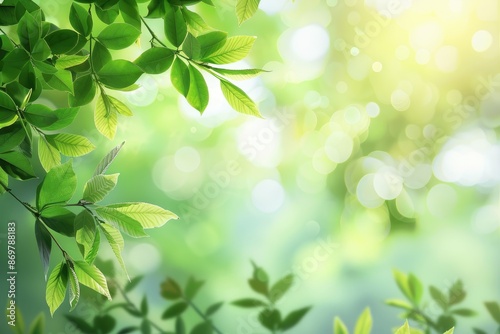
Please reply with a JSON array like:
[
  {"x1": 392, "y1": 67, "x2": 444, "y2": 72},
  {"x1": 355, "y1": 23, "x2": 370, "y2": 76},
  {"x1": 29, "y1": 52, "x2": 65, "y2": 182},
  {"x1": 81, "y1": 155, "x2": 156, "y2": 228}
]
[
  {"x1": 140, "y1": 17, "x2": 167, "y2": 47},
  {"x1": 185, "y1": 298, "x2": 224, "y2": 334}
]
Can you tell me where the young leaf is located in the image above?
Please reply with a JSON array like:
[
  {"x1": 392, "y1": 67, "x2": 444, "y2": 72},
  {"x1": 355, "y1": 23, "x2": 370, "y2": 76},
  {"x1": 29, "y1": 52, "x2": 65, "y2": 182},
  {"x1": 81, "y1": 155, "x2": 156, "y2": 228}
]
[
  {"x1": 95, "y1": 93, "x2": 118, "y2": 140},
  {"x1": 34, "y1": 220, "x2": 52, "y2": 281},
  {"x1": 29, "y1": 313, "x2": 45, "y2": 334},
  {"x1": 107, "y1": 202, "x2": 178, "y2": 229},
  {"x1": 67, "y1": 263, "x2": 80, "y2": 311},
  {"x1": 393, "y1": 270, "x2": 412, "y2": 302},
  {"x1": 73, "y1": 260, "x2": 111, "y2": 300},
  {"x1": 485, "y1": 301, "x2": 500, "y2": 323},
  {"x1": 236, "y1": 0, "x2": 261, "y2": 25},
  {"x1": 125, "y1": 275, "x2": 143, "y2": 292},
  {"x1": 394, "y1": 320, "x2": 411, "y2": 334},
  {"x1": 280, "y1": 306, "x2": 311, "y2": 331},
  {"x1": 161, "y1": 301, "x2": 188, "y2": 319},
  {"x1": 202, "y1": 36, "x2": 256, "y2": 64},
  {"x1": 98, "y1": 60, "x2": 143, "y2": 89},
  {"x1": 385, "y1": 299, "x2": 413, "y2": 310},
  {"x1": 96, "y1": 206, "x2": 148, "y2": 238},
  {"x1": 164, "y1": 5, "x2": 187, "y2": 47},
  {"x1": 70, "y1": 3, "x2": 93, "y2": 36},
  {"x1": 181, "y1": 8, "x2": 210, "y2": 35},
  {"x1": 82, "y1": 174, "x2": 119, "y2": 203},
  {"x1": 160, "y1": 277, "x2": 183, "y2": 300},
  {"x1": 171, "y1": 57, "x2": 190, "y2": 97},
  {"x1": 134, "y1": 47, "x2": 175, "y2": 74},
  {"x1": 94, "y1": 141, "x2": 125, "y2": 176},
  {"x1": 269, "y1": 274, "x2": 293, "y2": 303},
  {"x1": 99, "y1": 223, "x2": 128, "y2": 278},
  {"x1": 45, "y1": 133, "x2": 95, "y2": 157},
  {"x1": 205, "y1": 302, "x2": 223, "y2": 317},
  {"x1": 353, "y1": 308, "x2": 372, "y2": 334},
  {"x1": 186, "y1": 64, "x2": 209, "y2": 113},
  {"x1": 407, "y1": 274, "x2": 423, "y2": 304},
  {"x1": 97, "y1": 23, "x2": 141, "y2": 50},
  {"x1": 220, "y1": 79, "x2": 260, "y2": 117},
  {"x1": 46, "y1": 261, "x2": 68, "y2": 316},
  {"x1": 334, "y1": 317, "x2": 349, "y2": 334},
  {"x1": 75, "y1": 210, "x2": 97, "y2": 261},
  {"x1": 108, "y1": 96, "x2": 133, "y2": 116},
  {"x1": 55, "y1": 55, "x2": 90, "y2": 69},
  {"x1": 37, "y1": 161, "x2": 77, "y2": 210},
  {"x1": 210, "y1": 67, "x2": 266, "y2": 81}
]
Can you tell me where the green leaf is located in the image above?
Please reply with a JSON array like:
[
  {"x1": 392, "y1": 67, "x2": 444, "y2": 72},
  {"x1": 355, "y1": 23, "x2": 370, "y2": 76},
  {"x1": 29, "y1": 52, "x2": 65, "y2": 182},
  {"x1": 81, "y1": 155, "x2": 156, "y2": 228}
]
[
  {"x1": 98, "y1": 59, "x2": 143, "y2": 89},
  {"x1": 0, "y1": 151, "x2": 36, "y2": 180},
  {"x1": 35, "y1": 220, "x2": 52, "y2": 281},
  {"x1": 95, "y1": 93, "x2": 118, "y2": 140},
  {"x1": 451, "y1": 308, "x2": 475, "y2": 317},
  {"x1": 354, "y1": 308, "x2": 372, "y2": 334},
  {"x1": 232, "y1": 298, "x2": 267, "y2": 308},
  {"x1": 183, "y1": 33, "x2": 201, "y2": 59},
  {"x1": 97, "y1": 23, "x2": 141, "y2": 50},
  {"x1": 146, "y1": 0, "x2": 167, "y2": 18},
  {"x1": 269, "y1": 274, "x2": 293, "y2": 303},
  {"x1": 164, "y1": 5, "x2": 187, "y2": 47},
  {"x1": 429, "y1": 286, "x2": 448, "y2": 309},
  {"x1": 24, "y1": 104, "x2": 58, "y2": 129},
  {"x1": 0, "y1": 167, "x2": 8, "y2": 195},
  {"x1": 125, "y1": 275, "x2": 143, "y2": 292},
  {"x1": 106, "y1": 202, "x2": 178, "y2": 228},
  {"x1": 408, "y1": 274, "x2": 423, "y2": 304},
  {"x1": 134, "y1": 47, "x2": 175, "y2": 74},
  {"x1": 210, "y1": 67, "x2": 266, "y2": 80},
  {"x1": 160, "y1": 277, "x2": 182, "y2": 300},
  {"x1": 75, "y1": 210, "x2": 97, "y2": 261},
  {"x1": 334, "y1": 317, "x2": 349, "y2": 334},
  {"x1": 37, "y1": 160, "x2": 77, "y2": 210},
  {"x1": 190, "y1": 322, "x2": 212, "y2": 334},
  {"x1": 45, "y1": 29, "x2": 80, "y2": 54},
  {"x1": 65, "y1": 315, "x2": 94, "y2": 334},
  {"x1": 448, "y1": 280, "x2": 465, "y2": 305},
  {"x1": 0, "y1": 91, "x2": 18, "y2": 125},
  {"x1": 141, "y1": 296, "x2": 149, "y2": 316},
  {"x1": 67, "y1": 264, "x2": 80, "y2": 311},
  {"x1": 220, "y1": 80, "x2": 260, "y2": 117},
  {"x1": 393, "y1": 270, "x2": 413, "y2": 302},
  {"x1": 46, "y1": 261, "x2": 68, "y2": 316},
  {"x1": 95, "y1": 4, "x2": 120, "y2": 24},
  {"x1": 29, "y1": 313, "x2": 45, "y2": 334},
  {"x1": 108, "y1": 96, "x2": 133, "y2": 116},
  {"x1": 46, "y1": 133, "x2": 95, "y2": 157},
  {"x1": 92, "y1": 41, "x2": 112, "y2": 72},
  {"x1": 55, "y1": 55, "x2": 90, "y2": 69},
  {"x1": 31, "y1": 39, "x2": 51, "y2": 61},
  {"x1": 259, "y1": 308, "x2": 281, "y2": 331},
  {"x1": 96, "y1": 206, "x2": 148, "y2": 238},
  {"x1": 73, "y1": 260, "x2": 111, "y2": 299},
  {"x1": 443, "y1": 329, "x2": 454, "y2": 334},
  {"x1": 185, "y1": 277, "x2": 204, "y2": 300},
  {"x1": 70, "y1": 3, "x2": 93, "y2": 36},
  {"x1": 485, "y1": 301, "x2": 500, "y2": 323},
  {"x1": 161, "y1": 301, "x2": 188, "y2": 319},
  {"x1": 280, "y1": 306, "x2": 311, "y2": 331},
  {"x1": 171, "y1": 57, "x2": 190, "y2": 97},
  {"x1": 94, "y1": 315, "x2": 116, "y2": 334},
  {"x1": 186, "y1": 64, "x2": 209, "y2": 113},
  {"x1": 83, "y1": 174, "x2": 119, "y2": 203},
  {"x1": 175, "y1": 317, "x2": 186, "y2": 334},
  {"x1": 40, "y1": 207, "x2": 76, "y2": 237},
  {"x1": 394, "y1": 320, "x2": 411, "y2": 334},
  {"x1": 205, "y1": 302, "x2": 223, "y2": 317},
  {"x1": 38, "y1": 137, "x2": 61, "y2": 172},
  {"x1": 140, "y1": 319, "x2": 151, "y2": 334},
  {"x1": 197, "y1": 31, "x2": 227, "y2": 59},
  {"x1": 236, "y1": 0, "x2": 261, "y2": 24},
  {"x1": 43, "y1": 69, "x2": 74, "y2": 94},
  {"x1": 119, "y1": 0, "x2": 141, "y2": 29},
  {"x1": 18, "y1": 11, "x2": 40, "y2": 50},
  {"x1": 385, "y1": 299, "x2": 413, "y2": 310},
  {"x1": 99, "y1": 222, "x2": 128, "y2": 277},
  {"x1": 202, "y1": 36, "x2": 256, "y2": 64},
  {"x1": 181, "y1": 7, "x2": 210, "y2": 35},
  {"x1": 69, "y1": 74, "x2": 97, "y2": 107},
  {"x1": 94, "y1": 141, "x2": 125, "y2": 176},
  {"x1": 2, "y1": 48, "x2": 30, "y2": 83},
  {"x1": 0, "y1": 123, "x2": 25, "y2": 153}
]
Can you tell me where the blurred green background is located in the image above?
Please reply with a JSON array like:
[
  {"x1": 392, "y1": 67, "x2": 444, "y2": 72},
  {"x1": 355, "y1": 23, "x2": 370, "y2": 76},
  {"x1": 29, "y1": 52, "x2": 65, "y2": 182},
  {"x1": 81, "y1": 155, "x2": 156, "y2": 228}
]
[{"x1": 2, "y1": 0, "x2": 500, "y2": 332}]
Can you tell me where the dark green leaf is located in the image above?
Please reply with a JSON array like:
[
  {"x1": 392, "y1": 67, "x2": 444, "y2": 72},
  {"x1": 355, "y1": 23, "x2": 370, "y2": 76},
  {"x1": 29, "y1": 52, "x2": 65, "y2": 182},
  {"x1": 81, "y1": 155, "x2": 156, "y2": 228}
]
[
  {"x1": 473, "y1": 328, "x2": 488, "y2": 334},
  {"x1": 94, "y1": 315, "x2": 116, "y2": 334},
  {"x1": 97, "y1": 23, "x2": 141, "y2": 50},
  {"x1": 119, "y1": 0, "x2": 141, "y2": 29},
  {"x1": 0, "y1": 91, "x2": 18, "y2": 125},
  {"x1": 231, "y1": 298, "x2": 267, "y2": 308},
  {"x1": 40, "y1": 206, "x2": 76, "y2": 237},
  {"x1": 160, "y1": 277, "x2": 183, "y2": 300},
  {"x1": 24, "y1": 104, "x2": 57, "y2": 129},
  {"x1": 65, "y1": 315, "x2": 94, "y2": 334},
  {"x1": 451, "y1": 308, "x2": 476, "y2": 317},
  {"x1": 183, "y1": 33, "x2": 200, "y2": 59},
  {"x1": 0, "y1": 151, "x2": 36, "y2": 180},
  {"x1": 2, "y1": 48, "x2": 30, "y2": 83},
  {"x1": 45, "y1": 29, "x2": 80, "y2": 54},
  {"x1": 141, "y1": 296, "x2": 149, "y2": 316},
  {"x1": 197, "y1": 31, "x2": 227, "y2": 59},
  {"x1": 95, "y1": 4, "x2": 120, "y2": 24},
  {"x1": 134, "y1": 47, "x2": 175, "y2": 74},
  {"x1": 185, "y1": 277, "x2": 204, "y2": 300},
  {"x1": 98, "y1": 59, "x2": 143, "y2": 89},
  {"x1": 429, "y1": 286, "x2": 448, "y2": 309},
  {"x1": 140, "y1": 319, "x2": 151, "y2": 334},
  {"x1": 125, "y1": 275, "x2": 143, "y2": 292},
  {"x1": 170, "y1": 57, "x2": 190, "y2": 96},
  {"x1": 146, "y1": 0, "x2": 167, "y2": 18},
  {"x1": 117, "y1": 326, "x2": 139, "y2": 334},
  {"x1": 161, "y1": 301, "x2": 188, "y2": 319},
  {"x1": 190, "y1": 322, "x2": 212, "y2": 334},
  {"x1": 35, "y1": 220, "x2": 52, "y2": 281},
  {"x1": 123, "y1": 305, "x2": 143, "y2": 317},
  {"x1": 69, "y1": 74, "x2": 97, "y2": 107},
  {"x1": 205, "y1": 302, "x2": 223, "y2": 317},
  {"x1": 258, "y1": 308, "x2": 281, "y2": 331},
  {"x1": 164, "y1": 5, "x2": 187, "y2": 47},
  {"x1": 37, "y1": 161, "x2": 76, "y2": 209},
  {"x1": 31, "y1": 39, "x2": 51, "y2": 61},
  {"x1": 269, "y1": 274, "x2": 293, "y2": 303},
  {"x1": 70, "y1": 3, "x2": 93, "y2": 36},
  {"x1": 91, "y1": 41, "x2": 112, "y2": 72},
  {"x1": 0, "y1": 123, "x2": 25, "y2": 153},
  {"x1": 175, "y1": 317, "x2": 185, "y2": 334},
  {"x1": 436, "y1": 315, "x2": 455, "y2": 332},
  {"x1": 186, "y1": 64, "x2": 209, "y2": 113},
  {"x1": 280, "y1": 306, "x2": 311, "y2": 331},
  {"x1": 448, "y1": 280, "x2": 466, "y2": 305},
  {"x1": 485, "y1": 301, "x2": 500, "y2": 324},
  {"x1": 18, "y1": 11, "x2": 40, "y2": 50},
  {"x1": 29, "y1": 313, "x2": 45, "y2": 334}
]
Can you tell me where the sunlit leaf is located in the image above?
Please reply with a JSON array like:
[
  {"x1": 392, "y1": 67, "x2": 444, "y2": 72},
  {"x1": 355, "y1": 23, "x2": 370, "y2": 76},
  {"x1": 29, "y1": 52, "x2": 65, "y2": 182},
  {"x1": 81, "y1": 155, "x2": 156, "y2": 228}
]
[{"x1": 46, "y1": 261, "x2": 68, "y2": 316}]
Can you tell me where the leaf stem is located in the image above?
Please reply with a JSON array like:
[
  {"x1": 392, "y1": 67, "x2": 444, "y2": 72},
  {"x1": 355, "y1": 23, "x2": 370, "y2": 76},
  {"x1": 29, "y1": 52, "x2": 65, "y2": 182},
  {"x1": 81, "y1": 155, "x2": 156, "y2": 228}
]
[
  {"x1": 185, "y1": 298, "x2": 224, "y2": 334},
  {"x1": 140, "y1": 17, "x2": 167, "y2": 47}
]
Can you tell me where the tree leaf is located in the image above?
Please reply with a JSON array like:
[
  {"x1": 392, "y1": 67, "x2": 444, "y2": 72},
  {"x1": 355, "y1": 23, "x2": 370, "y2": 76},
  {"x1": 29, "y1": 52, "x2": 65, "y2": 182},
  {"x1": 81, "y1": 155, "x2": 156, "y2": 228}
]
[
  {"x1": 97, "y1": 23, "x2": 141, "y2": 50},
  {"x1": 190, "y1": 322, "x2": 212, "y2": 334},
  {"x1": 451, "y1": 308, "x2": 475, "y2": 317},
  {"x1": 231, "y1": 298, "x2": 267, "y2": 308},
  {"x1": 108, "y1": 96, "x2": 133, "y2": 116},
  {"x1": 99, "y1": 222, "x2": 128, "y2": 277},
  {"x1": 1, "y1": 48, "x2": 30, "y2": 83},
  {"x1": 385, "y1": 299, "x2": 413, "y2": 310},
  {"x1": 65, "y1": 315, "x2": 94, "y2": 334},
  {"x1": 70, "y1": 3, "x2": 93, "y2": 36},
  {"x1": 45, "y1": 133, "x2": 95, "y2": 157},
  {"x1": 0, "y1": 90, "x2": 18, "y2": 124},
  {"x1": 37, "y1": 160, "x2": 77, "y2": 210},
  {"x1": 160, "y1": 277, "x2": 182, "y2": 300},
  {"x1": 69, "y1": 74, "x2": 96, "y2": 107},
  {"x1": 210, "y1": 67, "x2": 266, "y2": 80},
  {"x1": 18, "y1": 11, "x2": 40, "y2": 50},
  {"x1": 140, "y1": 319, "x2": 151, "y2": 334},
  {"x1": 181, "y1": 7, "x2": 210, "y2": 35},
  {"x1": 95, "y1": 93, "x2": 118, "y2": 140},
  {"x1": 269, "y1": 274, "x2": 293, "y2": 303},
  {"x1": 394, "y1": 320, "x2": 411, "y2": 334},
  {"x1": 106, "y1": 202, "x2": 178, "y2": 229},
  {"x1": 94, "y1": 314, "x2": 116, "y2": 334},
  {"x1": 55, "y1": 55, "x2": 90, "y2": 69},
  {"x1": 98, "y1": 59, "x2": 143, "y2": 89},
  {"x1": 185, "y1": 277, "x2": 204, "y2": 300},
  {"x1": 258, "y1": 308, "x2": 281, "y2": 331},
  {"x1": 161, "y1": 301, "x2": 188, "y2": 319},
  {"x1": 186, "y1": 64, "x2": 209, "y2": 113},
  {"x1": 220, "y1": 79, "x2": 260, "y2": 117},
  {"x1": 134, "y1": 47, "x2": 175, "y2": 74},
  {"x1": 236, "y1": 0, "x2": 261, "y2": 25},
  {"x1": 125, "y1": 275, "x2": 143, "y2": 292},
  {"x1": 42, "y1": 108, "x2": 81, "y2": 131},
  {"x1": 94, "y1": 141, "x2": 125, "y2": 176},
  {"x1": 164, "y1": 5, "x2": 187, "y2": 47},
  {"x1": 202, "y1": 36, "x2": 256, "y2": 64},
  {"x1": 205, "y1": 302, "x2": 223, "y2": 317},
  {"x1": 35, "y1": 220, "x2": 52, "y2": 281},
  {"x1": 141, "y1": 296, "x2": 149, "y2": 316},
  {"x1": 197, "y1": 31, "x2": 227, "y2": 59},
  {"x1": 393, "y1": 270, "x2": 412, "y2": 302},
  {"x1": 67, "y1": 263, "x2": 80, "y2": 311},
  {"x1": 73, "y1": 260, "x2": 111, "y2": 299},
  {"x1": 279, "y1": 306, "x2": 310, "y2": 331},
  {"x1": 408, "y1": 273, "x2": 423, "y2": 304},
  {"x1": 46, "y1": 261, "x2": 68, "y2": 316},
  {"x1": 119, "y1": 0, "x2": 141, "y2": 29},
  {"x1": 29, "y1": 313, "x2": 45, "y2": 334},
  {"x1": 443, "y1": 328, "x2": 454, "y2": 334},
  {"x1": 0, "y1": 151, "x2": 36, "y2": 180},
  {"x1": 83, "y1": 174, "x2": 119, "y2": 203},
  {"x1": 183, "y1": 33, "x2": 201, "y2": 59},
  {"x1": 43, "y1": 69, "x2": 74, "y2": 94},
  {"x1": 45, "y1": 29, "x2": 80, "y2": 54},
  {"x1": 75, "y1": 210, "x2": 97, "y2": 261},
  {"x1": 91, "y1": 41, "x2": 112, "y2": 72},
  {"x1": 485, "y1": 301, "x2": 500, "y2": 324},
  {"x1": 0, "y1": 122, "x2": 25, "y2": 153},
  {"x1": 40, "y1": 206, "x2": 76, "y2": 237},
  {"x1": 96, "y1": 206, "x2": 148, "y2": 238},
  {"x1": 175, "y1": 317, "x2": 186, "y2": 334},
  {"x1": 333, "y1": 317, "x2": 349, "y2": 334},
  {"x1": 354, "y1": 308, "x2": 372, "y2": 334},
  {"x1": 24, "y1": 104, "x2": 58, "y2": 129},
  {"x1": 429, "y1": 286, "x2": 448, "y2": 310},
  {"x1": 171, "y1": 57, "x2": 190, "y2": 97}
]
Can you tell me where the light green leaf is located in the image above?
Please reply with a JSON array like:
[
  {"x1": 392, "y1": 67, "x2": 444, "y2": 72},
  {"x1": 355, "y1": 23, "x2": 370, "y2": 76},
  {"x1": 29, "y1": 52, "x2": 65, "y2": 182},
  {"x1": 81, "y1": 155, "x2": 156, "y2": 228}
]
[
  {"x1": 75, "y1": 210, "x2": 97, "y2": 261},
  {"x1": 171, "y1": 57, "x2": 190, "y2": 97},
  {"x1": 393, "y1": 270, "x2": 412, "y2": 302},
  {"x1": 202, "y1": 36, "x2": 256, "y2": 64},
  {"x1": 164, "y1": 5, "x2": 187, "y2": 47},
  {"x1": 45, "y1": 133, "x2": 95, "y2": 157},
  {"x1": 29, "y1": 313, "x2": 45, "y2": 334},
  {"x1": 94, "y1": 141, "x2": 125, "y2": 176},
  {"x1": 443, "y1": 328, "x2": 454, "y2": 334},
  {"x1": 269, "y1": 274, "x2": 294, "y2": 303},
  {"x1": 31, "y1": 39, "x2": 51, "y2": 61},
  {"x1": 85, "y1": 227, "x2": 100, "y2": 264},
  {"x1": 73, "y1": 260, "x2": 111, "y2": 299},
  {"x1": 220, "y1": 80, "x2": 260, "y2": 117},
  {"x1": 408, "y1": 273, "x2": 423, "y2": 304},
  {"x1": 236, "y1": 0, "x2": 261, "y2": 25},
  {"x1": 37, "y1": 160, "x2": 77, "y2": 210},
  {"x1": 394, "y1": 320, "x2": 411, "y2": 334},
  {"x1": 38, "y1": 137, "x2": 61, "y2": 172},
  {"x1": 96, "y1": 206, "x2": 148, "y2": 238},
  {"x1": 95, "y1": 93, "x2": 118, "y2": 140},
  {"x1": 45, "y1": 261, "x2": 68, "y2": 316},
  {"x1": 55, "y1": 55, "x2": 90, "y2": 70},
  {"x1": 354, "y1": 308, "x2": 372, "y2": 334},
  {"x1": 385, "y1": 299, "x2": 413, "y2": 310},
  {"x1": 98, "y1": 59, "x2": 143, "y2": 89},
  {"x1": 97, "y1": 23, "x2": 141, "y2": 50},
  {"x1": 108, "y1": 96, "x2": 133, "y2": 116},
  {"x1": 67, "y1": 264, "x2": 80, "y2": 311},
  {"x1": 334, "y1": 317, "x2": 349, "y2": 334},
  {"x1": 210, "y1": 67, "x2": 266, "y2": 80},
  {"x1": 43, "y1": 70, "x2": 74, "y2": 94},
  {"x1": 181, "y1": 7, "x2": 211, "y2": 35},
  {"x1": 107, "y1": 202, "x2": 178, "y2": 229},
  {"x1": 82, "y1": 174, "x2": 119, "y2": 203},
  {"x1": 197, "y1": 31, "x2": 227, "y2": 59},
  {"x1": 99, "y1": 222, "x2": 128, "y2": 278},
  {"x1": 187, "y1": 65, "x2": 209, "y2": 113},
  {"x1": 134, "y1": 47, "x2": 175, "y2": 74}
]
